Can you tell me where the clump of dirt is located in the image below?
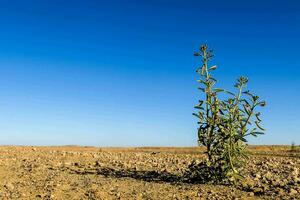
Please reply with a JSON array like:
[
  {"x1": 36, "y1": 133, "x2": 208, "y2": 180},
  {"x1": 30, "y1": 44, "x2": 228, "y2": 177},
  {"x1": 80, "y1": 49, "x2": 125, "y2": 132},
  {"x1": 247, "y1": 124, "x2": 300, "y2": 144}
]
[{"x1": 0, "y1": 146, "x2": 299, "y2": 199}]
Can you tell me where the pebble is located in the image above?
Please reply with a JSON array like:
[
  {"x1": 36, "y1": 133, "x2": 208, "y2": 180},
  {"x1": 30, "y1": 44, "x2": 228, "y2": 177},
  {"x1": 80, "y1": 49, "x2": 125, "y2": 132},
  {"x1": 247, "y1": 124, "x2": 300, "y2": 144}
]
[
  {"x1": 4, "y1": 182, "x2": 14, "y2": 191},
  {"x1": 289, "y1": 188, "x2": 298, "y2": 195}
]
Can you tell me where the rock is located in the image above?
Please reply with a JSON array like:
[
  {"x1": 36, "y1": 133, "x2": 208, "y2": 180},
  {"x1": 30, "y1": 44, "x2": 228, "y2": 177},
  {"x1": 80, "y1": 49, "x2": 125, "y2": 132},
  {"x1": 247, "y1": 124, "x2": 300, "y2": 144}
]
[
  {"x1": 20, "y1": 193, "x2": 26, "y2": 197},
  {"x1": 92, "y1": 154, "x2": 99, "y2": 158},
  {"x1": 253, "y1": 188, "x2": 264, "y2": 195},
  {"x1": 271, "y1": 178, "x2": 280, "y2": 186},
  {"x1": 254, "y1": 173, "x2": 261, "y2": 181},
  {"x1": 64, "y1": 162, "x2": 72, "y2": 166},
  {"x1": 292, "y1": 177, "x2": 300, "y2": 184},
  {"x1": 248, "y1": 192, "x2": 255, "y2": 196},
  {"x1": 289, "y1": 188, "x2": 298, "y2": 195},
  {"x1": 292, "y1": 167, "x2": 299, "y2": 175},
  {"x1": 242, "y1": 177, "x2": 255, "y2": 189},
  {"x1": 287, "y1": 161, "x2": 294, "y2": 165},
  {"x1": 264, "y1": 172, "x2": 272, "y2": 181},
  {"x1": 4, "y1": 182, "x2": 14, "y2": 191},
  {"x1": 276, "y1": 188, "x2": 285, "y2": 196}
]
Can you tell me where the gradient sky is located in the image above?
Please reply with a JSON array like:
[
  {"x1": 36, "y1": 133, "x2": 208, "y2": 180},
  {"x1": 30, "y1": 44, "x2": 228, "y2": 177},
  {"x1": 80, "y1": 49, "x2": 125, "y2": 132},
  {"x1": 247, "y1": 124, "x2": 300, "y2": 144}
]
[{"x1": 0, "y1": 0, "x2": 299, "y2": 146}]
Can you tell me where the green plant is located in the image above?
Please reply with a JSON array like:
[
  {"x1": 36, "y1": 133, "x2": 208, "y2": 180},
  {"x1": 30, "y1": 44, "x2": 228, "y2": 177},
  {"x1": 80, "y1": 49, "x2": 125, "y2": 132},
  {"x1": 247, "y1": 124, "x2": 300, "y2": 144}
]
[
  {"x1": 291, "y1": 141, "x2": 296, "y2": 152},
  {"x1": 193, "y1": 44, "x2": 266, "y2": 182}
]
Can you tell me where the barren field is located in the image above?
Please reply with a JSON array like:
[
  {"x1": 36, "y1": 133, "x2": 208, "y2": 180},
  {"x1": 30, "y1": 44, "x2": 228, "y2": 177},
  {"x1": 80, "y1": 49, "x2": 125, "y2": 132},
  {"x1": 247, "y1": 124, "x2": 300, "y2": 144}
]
[{"x1": 0, "y1": 146, "x2": 299, "y2": 200}]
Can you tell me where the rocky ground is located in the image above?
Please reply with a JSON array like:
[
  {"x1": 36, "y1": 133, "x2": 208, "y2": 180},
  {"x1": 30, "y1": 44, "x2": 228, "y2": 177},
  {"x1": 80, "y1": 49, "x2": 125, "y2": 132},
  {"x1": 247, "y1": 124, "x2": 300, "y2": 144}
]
[{"x1": 0, "y1": 146, "x2": 299, "y2": 199}]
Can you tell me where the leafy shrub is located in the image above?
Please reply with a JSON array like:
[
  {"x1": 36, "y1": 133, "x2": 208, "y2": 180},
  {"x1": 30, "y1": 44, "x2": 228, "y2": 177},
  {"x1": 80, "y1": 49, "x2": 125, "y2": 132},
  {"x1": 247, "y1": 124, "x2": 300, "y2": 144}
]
[
  {"x1": 291, "y1": 142, "x2": 296, "y2": 152},
  {"x1": 290, "y1": 142, "x2": 300, "y2": 152},
  {"x1": 193, "y1": 44, "x2": 266, "y2": 183}
]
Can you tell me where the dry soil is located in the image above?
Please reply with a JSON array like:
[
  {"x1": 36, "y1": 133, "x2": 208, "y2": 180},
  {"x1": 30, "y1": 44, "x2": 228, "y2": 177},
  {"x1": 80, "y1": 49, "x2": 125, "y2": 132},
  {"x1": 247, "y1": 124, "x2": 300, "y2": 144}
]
[{"x1": 0, "y1": 146, "x2": 299, "y2": 200}]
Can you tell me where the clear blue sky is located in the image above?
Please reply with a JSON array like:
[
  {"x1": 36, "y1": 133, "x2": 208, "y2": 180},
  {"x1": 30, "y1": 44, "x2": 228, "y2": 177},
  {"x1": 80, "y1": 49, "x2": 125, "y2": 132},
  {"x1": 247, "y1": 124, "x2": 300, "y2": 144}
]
[{"x1": 0, "y1": 0, "x2": 299, "y2": 146}]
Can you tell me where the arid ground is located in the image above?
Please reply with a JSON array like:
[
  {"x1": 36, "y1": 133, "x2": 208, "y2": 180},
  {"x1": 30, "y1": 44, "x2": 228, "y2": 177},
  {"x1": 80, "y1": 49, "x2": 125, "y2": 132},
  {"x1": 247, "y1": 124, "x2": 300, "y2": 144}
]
[{"x1": 0, "y1": 146, "x2": 299, "y2": 200}]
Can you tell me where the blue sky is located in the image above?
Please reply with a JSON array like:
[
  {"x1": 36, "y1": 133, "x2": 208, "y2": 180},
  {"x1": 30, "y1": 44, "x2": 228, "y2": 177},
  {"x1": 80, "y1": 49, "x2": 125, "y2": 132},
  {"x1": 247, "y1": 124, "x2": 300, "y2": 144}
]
[{"x1": 0, "y1": 0, "x2": 299, "y2": 146}]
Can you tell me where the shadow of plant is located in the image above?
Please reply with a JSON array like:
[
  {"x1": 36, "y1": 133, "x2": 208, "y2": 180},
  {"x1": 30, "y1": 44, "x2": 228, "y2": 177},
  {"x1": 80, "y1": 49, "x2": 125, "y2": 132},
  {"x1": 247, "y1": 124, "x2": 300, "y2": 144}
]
[
  {"x1": 181, "y1": 161, "x2": 225, "y2": 184},
  {"x1": 67, "y1": 161, "x2": 224, "y2": 185},
  {"x1": 69, "y1": 166, "x2": 181, "y2": 184},
  {"x1": 98, "y1": 167, "x2": 181, "y2": 183}
]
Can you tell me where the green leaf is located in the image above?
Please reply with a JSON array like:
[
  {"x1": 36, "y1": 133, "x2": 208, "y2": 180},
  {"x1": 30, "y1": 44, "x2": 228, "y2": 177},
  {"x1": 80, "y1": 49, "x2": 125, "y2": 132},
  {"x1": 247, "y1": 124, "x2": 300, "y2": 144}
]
[
  {"x1": 241, "y1": 99, "x2": 250, "y2": 106},
  {"x1": 257, "y1": 101, "x2": 266, "y2": 107},
  {"x1": 194, "y1": 52, "x2": 200, "y2": 56},
  {"x1": 198, "y1": 87, "x2": 205, "y2": 92},
  {"x1": 255, "y1": 113, "x2": 262, "y2": 121},
  {"x1": 224, "y1": 90, "x2": 235, "y2": 96},
  {"x1": 213, "y1": 88, "x2": 224, "y2": 93},
  {"x1": 198, "y1": 100, "x2": 204, "y2": 105},
  {"x1": 219, "y1": 109, "x2": 224, "y2": 115},
  {"x1": 243, "y1": 90, "x2": 254, "y2": 99},
  {"x1": 241, "y1": 118, "x2": 248, "y2": 123},
  {"x1": 209, "y1": 77, "x2": 217, "y2": 82},
  {"x1": 194, "y1": 105, "x2": 204, "y2": 110},
  {"x1": 193, "y1": 113, "x2": 203, "y2": 119},
  {"x1": 242, "y1": 104, "x2": 251, "y2": 116},
  {"x1": 201, "y1": 65, "x2": 205, "y2": 75},
  {"x1": 250, "y1": 133, "x2": 257, "y2": 137},
  {"x1": 209, "y1": 65, "x2": 217, "y2": 71},
  {"x1": 197, "y1": 79, "x2": 205, "y2": 84},
  {"x1": 238, "y1": 108, "x2": 246, "y2": 114},
  {"x1": 255, "y1": 121, "x2": 265, "y2": 131},
  {"x1": 252, "y1": 95, "x2": 259, "y2": 102},
  {"x1": 251, "y1": 131, "x2": 264, "y2": 135}
]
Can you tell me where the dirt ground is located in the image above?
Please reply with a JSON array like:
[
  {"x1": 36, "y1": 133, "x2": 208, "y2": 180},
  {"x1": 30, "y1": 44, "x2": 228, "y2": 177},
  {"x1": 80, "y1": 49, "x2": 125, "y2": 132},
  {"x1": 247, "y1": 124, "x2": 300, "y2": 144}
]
[{"x1": 0, "y1": 146, "x2": 299, "y2": 200}]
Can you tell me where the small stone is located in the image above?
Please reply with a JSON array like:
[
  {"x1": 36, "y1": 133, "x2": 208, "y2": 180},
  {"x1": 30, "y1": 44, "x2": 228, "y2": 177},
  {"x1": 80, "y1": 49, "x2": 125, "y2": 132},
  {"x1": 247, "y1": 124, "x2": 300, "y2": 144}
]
[
  {"x1": 4, "y1": 182, "x2": 14, "y2": 191},
  {"x1": 293, "y1": 177, "x2": 300, "y2": 184},
  {"x1": 276, "y1": 188, "x2": 285, "y2": 196},
  {"x1": 248, "y1": 192, "x2": 255, "y2": 196},
  {"x1": 254, "y1": 173, "x2": 261, "y2": 181},
  {"x1": 264, "y1": 172, "x2": 272, "y2": 181},
  {"x1": 289, "y1": 188, "x2": 298, "y2": 195},
  {"x1": 287, "y1": 161, "x2": 294, "y2": 165},
  {"x1": 253, "y1": 188, "x2": 263, "y2": 195},
  {"x1": 271, "y1": 178, "x2": 281, "y2": 186},
  {"x1": 92, "y1": 154, "x2": 98, "y2": 158},
  {"x1": 292, "y1": 167, "x2": 299, "y2": 175},
  {"x1": 242, "y1": 177, "x2": 255, "y2": 189},
  {"x1": 64, "y1": 162, "x2": 72, "y2": 166},
  {"x1": 95, "y1": 161, "x2": 101, "y2": 167}
]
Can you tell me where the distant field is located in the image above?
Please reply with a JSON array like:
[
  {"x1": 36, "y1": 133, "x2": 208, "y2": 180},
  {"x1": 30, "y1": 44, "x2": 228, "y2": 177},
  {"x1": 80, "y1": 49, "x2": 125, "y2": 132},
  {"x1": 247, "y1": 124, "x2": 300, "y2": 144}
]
[{"x1": 1, "y1": 145, "x2": 299, "y2": 155}]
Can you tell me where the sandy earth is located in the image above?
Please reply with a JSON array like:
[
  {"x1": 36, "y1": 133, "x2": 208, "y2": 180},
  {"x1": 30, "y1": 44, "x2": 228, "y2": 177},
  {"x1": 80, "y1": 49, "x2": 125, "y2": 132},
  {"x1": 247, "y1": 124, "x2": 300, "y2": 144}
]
[{"x1": 0, "y1": 146, "x2": 299, "y2": 200}]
